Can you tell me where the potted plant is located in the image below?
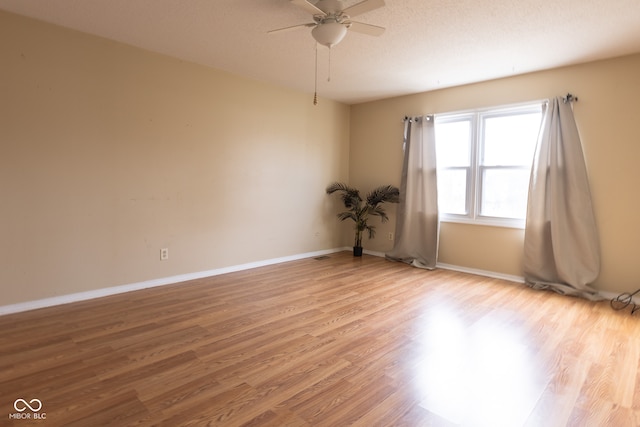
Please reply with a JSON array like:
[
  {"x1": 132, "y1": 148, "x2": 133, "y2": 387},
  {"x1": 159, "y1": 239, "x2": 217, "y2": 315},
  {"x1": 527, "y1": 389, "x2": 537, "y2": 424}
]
[{"x1": 326, "y1": 182, "x2": 400, "y2": 256}]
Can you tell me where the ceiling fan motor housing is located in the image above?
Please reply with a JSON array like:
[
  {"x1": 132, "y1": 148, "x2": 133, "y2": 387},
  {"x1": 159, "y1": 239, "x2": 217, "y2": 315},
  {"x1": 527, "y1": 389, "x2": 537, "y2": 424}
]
[
  {"x1": 312, "y1": 0, "x2": 345, "y2": 15},
  {"x1": 312, "y1": 18, "x2": 348, "y2": 47}
]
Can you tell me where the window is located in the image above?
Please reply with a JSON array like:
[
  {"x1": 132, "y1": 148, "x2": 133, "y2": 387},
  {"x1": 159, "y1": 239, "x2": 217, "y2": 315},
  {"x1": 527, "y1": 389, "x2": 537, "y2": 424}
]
[{"x1": 435, "y1": 103, "x2": 543, "y2": 228}]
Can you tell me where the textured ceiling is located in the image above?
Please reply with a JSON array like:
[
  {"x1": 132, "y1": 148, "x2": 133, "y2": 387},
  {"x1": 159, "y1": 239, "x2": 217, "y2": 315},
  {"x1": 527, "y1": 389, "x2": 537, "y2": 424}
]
[{"x1": 1, "y1": 0, "x2": 640, "y2": 104}]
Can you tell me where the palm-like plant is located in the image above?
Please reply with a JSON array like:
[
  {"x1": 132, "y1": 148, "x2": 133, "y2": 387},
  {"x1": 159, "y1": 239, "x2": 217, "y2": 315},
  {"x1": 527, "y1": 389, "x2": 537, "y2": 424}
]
[{"x1": 326, "y1": 182, "x2": 400, "y2": 254}]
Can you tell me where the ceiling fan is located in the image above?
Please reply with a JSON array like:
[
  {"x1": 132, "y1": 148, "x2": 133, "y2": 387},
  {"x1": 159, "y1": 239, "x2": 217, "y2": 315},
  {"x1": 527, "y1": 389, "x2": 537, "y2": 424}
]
[
  {"x1": 269, "y1": 0, "x2": 386, "y2": 48},
  {"x1": 269, "y1": 0, "x2": 386, "y2": 104}
]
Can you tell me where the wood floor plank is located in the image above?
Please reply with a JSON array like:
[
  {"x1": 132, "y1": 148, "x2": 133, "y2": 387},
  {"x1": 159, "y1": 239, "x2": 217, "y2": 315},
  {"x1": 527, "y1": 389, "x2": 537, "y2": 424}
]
[{"x1": 2, "y1": 251, "x2": 640, "y2": 426}]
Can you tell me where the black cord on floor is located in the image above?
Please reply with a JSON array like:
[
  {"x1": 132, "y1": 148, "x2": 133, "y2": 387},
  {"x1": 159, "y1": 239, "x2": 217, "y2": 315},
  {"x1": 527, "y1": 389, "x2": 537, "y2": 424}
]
[{"x1": 610, "y1": 289, "x2": 640, "y2": 315}]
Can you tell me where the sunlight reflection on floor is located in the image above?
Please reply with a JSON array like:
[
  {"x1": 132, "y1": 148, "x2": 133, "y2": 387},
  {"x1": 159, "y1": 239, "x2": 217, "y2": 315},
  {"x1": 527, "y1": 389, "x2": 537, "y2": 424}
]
[{"x1": 411, "y1": 304, "x2": 546, "y2": 426}]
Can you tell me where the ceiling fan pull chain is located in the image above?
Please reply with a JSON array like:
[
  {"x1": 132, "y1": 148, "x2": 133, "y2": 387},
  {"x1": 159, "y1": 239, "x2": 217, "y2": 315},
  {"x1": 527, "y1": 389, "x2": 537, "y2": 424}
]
[
  {"x1": 328, "y1": 47, "x2": 332, "y2": 82},
  {"x1": 314, "y1": 42, "x2": 319, "y2": 105}
]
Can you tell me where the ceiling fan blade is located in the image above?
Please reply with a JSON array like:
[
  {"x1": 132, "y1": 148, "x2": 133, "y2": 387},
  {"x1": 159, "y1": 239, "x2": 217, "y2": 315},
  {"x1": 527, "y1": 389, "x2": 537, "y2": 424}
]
[
  {"x1": 290, "y1": 0, "x2": 326, "y2": 16},
  {"x1": 342, "y1": 0, "x2": 385, "y2": 18},
  {"x1": 268, "y1": 22, "x2": 316, "y2": 34},
  {"x1": 347, "y1": 21, "x2": 385, "y2": 36}
]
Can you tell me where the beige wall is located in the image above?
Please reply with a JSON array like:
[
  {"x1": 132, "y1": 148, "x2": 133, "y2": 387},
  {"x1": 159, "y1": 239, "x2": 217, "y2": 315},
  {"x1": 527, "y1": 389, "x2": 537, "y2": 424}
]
[
  {"x1": 0, "y1": 11, "x2": 350, "y2": 305},
  {"x1": 350, "y1": 53, "x2": 640, "y2": 294}
]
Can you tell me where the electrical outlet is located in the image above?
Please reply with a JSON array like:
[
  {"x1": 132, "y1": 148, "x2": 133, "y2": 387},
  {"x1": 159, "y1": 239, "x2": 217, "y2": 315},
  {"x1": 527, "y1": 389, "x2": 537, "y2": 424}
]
[
  {"x1": 160, "y1": 248, "x2": 169, "y2": 260},
  {"x1": 388, "y1": 232, "x2": 394, "y2": 241}
]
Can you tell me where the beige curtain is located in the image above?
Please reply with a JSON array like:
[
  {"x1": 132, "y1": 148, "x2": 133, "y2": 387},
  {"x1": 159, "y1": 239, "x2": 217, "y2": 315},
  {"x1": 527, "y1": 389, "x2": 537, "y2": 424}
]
[
  {"x1": 386, "y1": 116, "x2": 439, "y2": 269},
  {"x1": 524, "y1": 97, "x2": 601, "y2": 299}
]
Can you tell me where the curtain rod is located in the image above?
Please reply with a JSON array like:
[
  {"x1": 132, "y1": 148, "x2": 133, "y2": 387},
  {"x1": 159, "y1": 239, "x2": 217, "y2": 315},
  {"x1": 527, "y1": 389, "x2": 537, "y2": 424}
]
[
  {"x1": 403, "y1": 115, "x2": 433, "y2": 123},
  {"x1": 404, "y1": 96, "x2": 575, "y2": 121}
]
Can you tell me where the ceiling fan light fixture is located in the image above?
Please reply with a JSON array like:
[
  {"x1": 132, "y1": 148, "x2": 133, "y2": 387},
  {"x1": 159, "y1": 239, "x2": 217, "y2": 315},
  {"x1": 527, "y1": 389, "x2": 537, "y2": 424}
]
[{"x1": 311, "y1": 20, "x2": 347, "y2": 47}]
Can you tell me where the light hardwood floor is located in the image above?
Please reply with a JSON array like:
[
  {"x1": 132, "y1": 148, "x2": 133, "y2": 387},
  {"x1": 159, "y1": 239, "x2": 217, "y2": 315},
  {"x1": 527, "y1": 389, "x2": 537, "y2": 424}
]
[{"x1": 1, "y1": 252, "x2": 639, "y2": 426}]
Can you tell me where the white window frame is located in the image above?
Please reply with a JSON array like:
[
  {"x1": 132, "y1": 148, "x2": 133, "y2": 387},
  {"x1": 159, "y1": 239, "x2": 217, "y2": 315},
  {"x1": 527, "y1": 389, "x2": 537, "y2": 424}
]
[{"x1": 435, "y1": 101, "x2": 544, "y2": 229}]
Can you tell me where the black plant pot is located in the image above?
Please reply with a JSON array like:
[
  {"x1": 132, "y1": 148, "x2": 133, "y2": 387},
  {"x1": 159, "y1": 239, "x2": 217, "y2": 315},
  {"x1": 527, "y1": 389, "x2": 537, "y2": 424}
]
[{"x1": 353, "y1": 246, "x2": 363, "y2": 257}]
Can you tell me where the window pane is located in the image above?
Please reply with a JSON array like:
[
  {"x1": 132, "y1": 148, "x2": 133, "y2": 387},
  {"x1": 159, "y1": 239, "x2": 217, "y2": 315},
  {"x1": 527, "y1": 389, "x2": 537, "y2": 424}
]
[
  {"x1": 482, "y1": 112, "x2": 541, "y2": 166},
  {"x1": 480, "y1": 168, "x2": 530, "y2": 219},
  {"x1": 437, "y1": 169, "x2": 468, "y2": 215},
  {"x1": 435, "y1": 120, "x2": 471, "y2": 167}
]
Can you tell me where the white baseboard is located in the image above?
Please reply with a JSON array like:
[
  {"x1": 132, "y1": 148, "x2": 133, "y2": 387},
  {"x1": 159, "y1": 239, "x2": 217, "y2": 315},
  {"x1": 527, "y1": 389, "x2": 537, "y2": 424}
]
[
  {"x1": 435, "y1": 262, "x2": 526, "y2": 283},
  {"x1": 435, "y1": 262, "x2": 631, "y2": 304},
  {"x1": 3, "y1": 248, "x2": 629, "y2": 316},
  {"x1": 362, "y1": 249, "x2": 386, "y2": 257},
  {"x1": 0, "y1": 248, "x2": 347, "y2": 316},
  {"x1": 363, "y1": 250, "x2": 526, "y2": 284}
]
